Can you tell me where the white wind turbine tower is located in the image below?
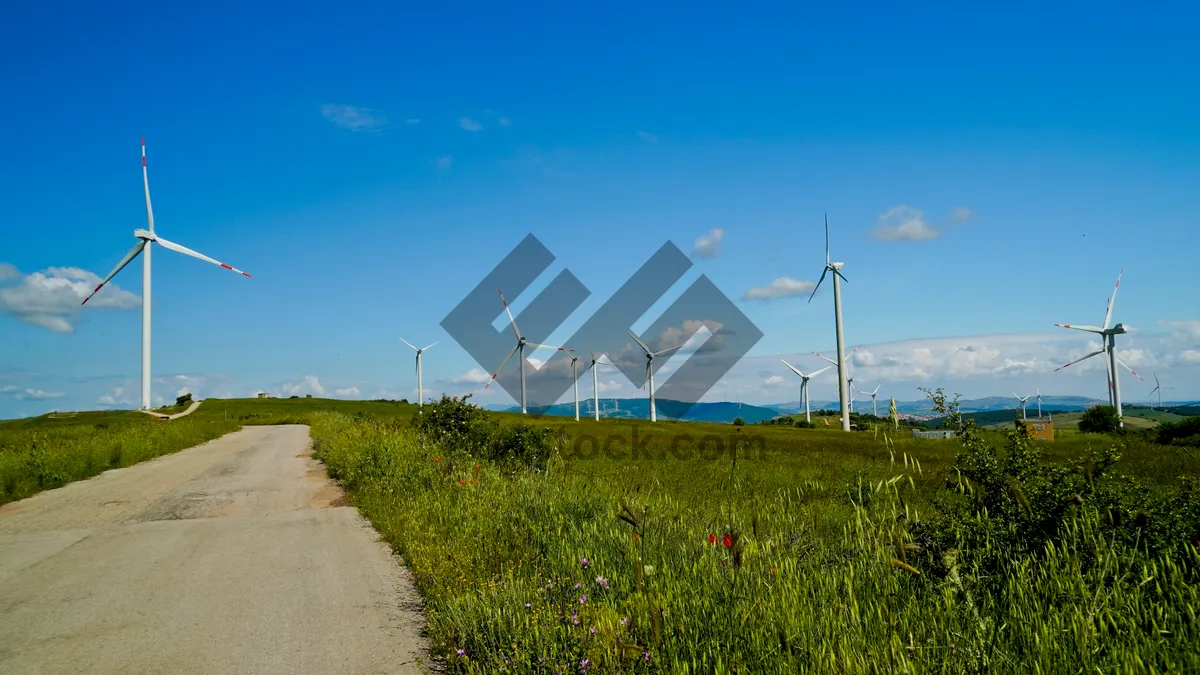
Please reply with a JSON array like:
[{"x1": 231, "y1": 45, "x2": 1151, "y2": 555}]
[
  {"x1": 1052, "y1": 269, "x2": 1144, "y2": 427},
  {"x1": 1035, "y1": 386, "x2": 1043, "y2": 418},
  {"x1": 627, "y1": 331, "x2": 685, "y2": 423},
  {"x1": 484, "y1": 289, "x2": 564, "y2": 413},
  {"x1": 813, "y1": 345, "x2": 859, "y2": 416},
  {"x1": 780, "y1": 360, "x2": 831, "y2": 424},
  {"x1": 399, "y1": 338, "x2": 437, "y2": 408},
  {"x1": 587, "y1": 343, "x2": 603, "y2": 422},
  {"x1": 1013, "y1": 391, "x2": 1032, "y2": 420},
  {"x1": 808, "y1": 215, "x2": 852, "y2": 431},
  {"x1": 82, "y1": 139, "x2": 252, "y2": 411},
  {"x1": 563, "y1": 348, "x2": 581, "y2": 421},
  {"x1": 1149, "y1": 373, "x2": 1173, "y2": 410}
]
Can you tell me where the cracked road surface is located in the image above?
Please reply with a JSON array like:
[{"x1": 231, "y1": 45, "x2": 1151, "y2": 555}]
[{"x1": 0, "y1": 425, "x2": 427, "y2": 674}]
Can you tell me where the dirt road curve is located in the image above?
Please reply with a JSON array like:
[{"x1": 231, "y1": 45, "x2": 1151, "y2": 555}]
[{"x1": 0, "y1": 425, "x2": 428, "y2": 674}]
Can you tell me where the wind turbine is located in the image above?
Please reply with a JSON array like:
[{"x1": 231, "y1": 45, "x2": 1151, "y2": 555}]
[
  {"x1": 814, "y1": 346, "x2": 860, "y2": 416},
  {"x1": 484, "y1": 289, "x2": 564, "y2": 414},
  {"x1": 1149, "y1": 373, "x2": 1173, "y2": 410},
  {"x1": 587, "y1": 343, "x2": 603, "y2": 421},
  {"x1": 563, "y1": 349, "x2": 581, "y2": 421},
  {"x1": 1035, "y1": 386, "x2": 1043, "y2": 418},
  {"x1": 863, "y1": 381, "x2": 883, "y2": 417},
  {"x1": 627, "y1": 331, "x2": 685, "y2": 423},
  {"x1": 1012, "y1": 391, "x2": 1032, "y2": 419},
  {"x1": 808, "y1": 214, "x2": 852, "y2": 431},
  {"x1": 82, "y1": 139, "x2": 252, "y2": 411},
  {"x1": 399, "y1": 338, "x2": 437, "y2": 408},
  {"x1": 1053, "y1": 269, "x2": 1143, "y2": 427},
  {"x1": 779, "y1": 360, "x2": 831, "y2": 424}
]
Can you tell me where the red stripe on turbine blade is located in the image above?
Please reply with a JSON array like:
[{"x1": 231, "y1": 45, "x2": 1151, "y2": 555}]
[
  {"x1": 220, "y1": 264, "x2": 232, "y2": 270},
  {"x1": 242, "y1": 272, "x2": 252, "y2": 278}
]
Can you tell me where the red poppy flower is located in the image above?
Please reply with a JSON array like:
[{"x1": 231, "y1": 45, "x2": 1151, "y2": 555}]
[
  {"x1": 632, "y1": 533, "x2": 639, "y2": 541},
  {"x1": 722, "y1": 534, "x2": 733, "y2": 548},
  {"x1": 433, "y1": 457, "x2": 441, "y2": 463},
  {"x1": 708, "y1": 534, "x2": 716, "y2": 545},
  {"x1": 459, "y1": 480, "x2": 466, "y2": 485}
]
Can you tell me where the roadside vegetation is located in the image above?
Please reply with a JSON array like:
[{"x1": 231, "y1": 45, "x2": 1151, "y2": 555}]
[
  {"x1": 312, "y1": 393, "x2": 1200, "y2": 673},
  {"x1": 5, "y1": 394, "x2": 1199, "y2": 671}
]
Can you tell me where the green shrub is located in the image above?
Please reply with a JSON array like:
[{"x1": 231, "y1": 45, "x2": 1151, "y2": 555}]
[
  {"x1": 1156, "y1": 416, "x2": 1200, "y2": 447},
  {"x1": 1079, "y1": 405, "x2": 1120, "y2": 433},
  {"x1": 411, "y1": 394, "x2": 498, "y2": 457},
  {"x1": 488, "y1": 423, "x2": 556, "y2": 471},
  {"x1": 731, "y1": 417, "x2": 745, "y2": 427}
]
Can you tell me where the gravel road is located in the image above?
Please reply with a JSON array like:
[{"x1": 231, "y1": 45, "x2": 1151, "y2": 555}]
[{"x1": 0, "y1": 424, "x2": 428, "y2": 674}]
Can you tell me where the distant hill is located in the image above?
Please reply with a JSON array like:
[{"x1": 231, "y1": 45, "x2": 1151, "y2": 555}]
[
  {"x1": 496, "y1": 398, "x2": 781, "y2": 424},
  {"x1": 768, "y1": 395, "x2": 1106, "y2": 416}
]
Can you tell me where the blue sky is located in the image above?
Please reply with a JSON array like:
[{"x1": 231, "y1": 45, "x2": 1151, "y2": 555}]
[{"x1": 2, "y1": 1, "x2": 1198, "y2": 418}]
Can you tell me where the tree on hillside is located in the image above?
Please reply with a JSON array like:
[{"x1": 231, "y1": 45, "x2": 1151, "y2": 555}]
[
  {"x1": 175, "y1": 393, "x2": 193, "y2": 407},
  {"x1": 1078, "y1": 405, "x2": 1120, "y2": 434}
]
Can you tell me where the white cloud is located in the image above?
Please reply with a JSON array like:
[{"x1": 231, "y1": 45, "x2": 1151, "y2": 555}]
[
  {"x1": 334, "y1": 386, "x2": 361, "y2": 398},
  {"x1": 451, "y1": 367, "x2": 492, "y2": 385},
  {"x1": 436, "y1": 155, "x2": 454, "y2": 170},
  {"x1": 0, "y1": 385, "x2": 17, "y2": 394},
  {"x1": 19, "y1": 389, "x2": 64, "y2": 400},
  {"x1": 597, "y1": 379, "x2": 623, "y2": 393},
  {"x1": 1, "y1": 265, "x2": 140, "y2": 333},
  {"x1": 0, "y1": 263, "x2": 18, "y2": 281},
  {"x1": 1159, "y1": 320, "x2": 1200, "y2": 340},
  {"x1": 499, "y1": 116, "x2": 512, "y2": 126},
  {"x1": 635, "y1": 130, "x2": 658, "y2": 143},
  {"x1": 949, "y1": 207, "x2": 975, "y2": 225},
  {"x1": 404, "y1": 118, "x2": 421, "y2": 125},
  {"x1": 691, "y1": 228, "x2": 724, "y2": 259},
  {"x1": 743, "y1": 277, "x2": 816, "y2": 301},
  {"x1": 281, "y1": 375, "x2": 326, "y2": 397},
  {"x1": 870, "y1": 205, "x2": 940, "y2": 242},
  {"x1": 97, "y1": 385, "x2": 132, "y2": 407},
  {"x1": 321, "y1": 104, "x2": 388, "y2": 132},
  {"x1": 1180, "y1": 350, "x2": 1200, "y2": 365},
  {"x1": 764, "y1": 375, "x2": 786, "y2": 386},
  {"x1": 458, "y1": 117, "x2": 483, "y2": 131}
]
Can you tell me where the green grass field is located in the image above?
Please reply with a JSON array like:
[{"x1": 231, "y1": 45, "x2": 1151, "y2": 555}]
[{"x1": 4, "y1": 396, "x2": 1199, "y2": 672}]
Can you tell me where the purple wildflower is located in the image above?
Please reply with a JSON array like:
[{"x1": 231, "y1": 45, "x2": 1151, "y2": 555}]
[
  {"x1": 595, "y1": 576, "x2": 609, "y2": 590},
  {"x1": 525, "y1": 602, "x2": 532, "y2": 609},
  {"x1": 589, "y1": 626, "x2": 597, "y2": 635},
  {"x1": 580, "y1": 557, "x2": 589, "y2": 568},
  {"x1": 578, "y1": 594, "x2": 588, "y2": 604},
  {"x1": 574, "y1": 582, "x2": 581, "y2": 589},
  {"x1": 642, "y1": 651, "x2": 651, "y2": 661},
  {"x1": 622, "y1": 616, "x2": 630, "y2": 627},
  {"x1": 456, "y1": 649, "x2": 465, "y2": 656}
]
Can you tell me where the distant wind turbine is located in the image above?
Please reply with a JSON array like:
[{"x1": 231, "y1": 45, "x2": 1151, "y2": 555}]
[
  {"x1": 1035, "y1": 386, "x2": 1043, "y2": 418},
  {"x1": 484, "y1": 289, "x2": 565, "y2": 414},
  {"x1": 587, "y1": 343, "x2": 602, "y2": 421},
  {"x1": 1149, "y1": 373, "x2": 1173, "y2": 410},
  {"x1": 863, "y1": 381, "x2": 884, "y2": 417},
  {"x1": 814, "y1": 346, "x2": 860, "y2": 415},
  {"x1": 779, "y1": 360, "x2": 831, "y2": 424},
  {"x1": 1053, "y1": 269, "x2": 1144, "y2": 427},
  {"x1": 399, "y1": 338, "x2": 437, "y2": 408},
  {"x1": 1013, "y1": 391, "x2": 1032, "y2": 419},
  {"x1": 563, "y1": 349, "x2": 580, "y2": 421},
  {"x1": 807, "y1": 214, "x2": 852, "y2": 432},
  {"x1": 627, "y1": 331, "x2": 685, "y2": 423},
  {"x1": 82, "y1": 139, "x2": 252, "y2": 411}
]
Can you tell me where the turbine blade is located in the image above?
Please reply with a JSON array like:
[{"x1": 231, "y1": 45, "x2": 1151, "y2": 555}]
[
  {"x1": 811, "y1": 365, "x2": 833, "y2": 378},
  {"x1": 652, "y1": 344, "x2": 684, "y2": 357},
  {"x1": 154, "y1": 236, "x2": 252, "y2": 277},
  {"x1": 1053, "y1": 349, "x2": 1104, "y2": 372},
  {"x1": 399, "y1": 337, "x2": 419, "y2": 351},
  {"x1": 82, "y1": 240, "x2": 146, "y2": 305},
  {"x1": 1103, "y1": 268, "x2": 1123, "y2": 330},
  {"x1": 142, "y1": 138, "x2": 155, "y2": 233},
  {"x1": 812, "y1": 351, "x2": 838, "y2": 367},
  {"x1": 1054, "y1": 323, "x2": 1104, "y2": 333},
  {"x1": 807, "y1": 268, "x2": 828, "y2": 303},
  {"x1": 1114, "y1": 357, "x2": 1144, "y2": 381},
  {"x1": 824, "y1": 213, "x2": 830, "y2": 265},
  {"x1": 627, "y1": 331, "x2": 652, "y2": 355},
  {"x1": 421, "y1": 341, "x2": 438, "y2": 351},
  {"x1": 780, "y1": 359, "x2": 805, "y2": 378},
  {"x1": 483, "y1": 345, "x2": 520, "y2": 389},
  {"x1": 497, "y1": 289, "x2": 521, "y2": 340}
]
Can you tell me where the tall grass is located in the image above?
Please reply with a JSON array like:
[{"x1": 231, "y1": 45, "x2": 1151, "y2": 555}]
[
  {"x1": 0, "y1": 415, "x2": 240, "y2": 504},
  {"x1": 312, "y1": 411, "x2": 1200, "y2": 673}
]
